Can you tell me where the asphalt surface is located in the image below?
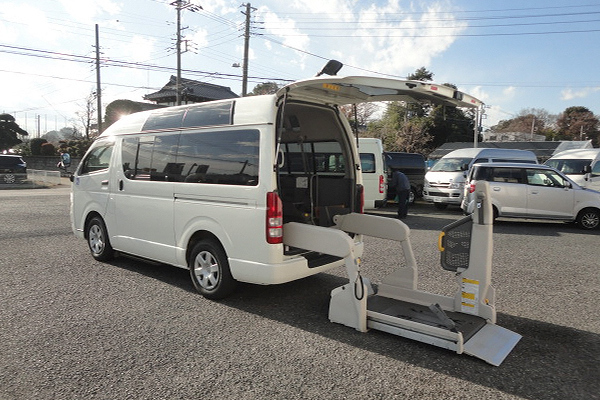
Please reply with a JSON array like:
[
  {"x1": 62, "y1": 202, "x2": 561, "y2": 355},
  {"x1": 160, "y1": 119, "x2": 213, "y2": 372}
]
[{"x1": 1, "y1": 183, "x2": 598, "y2": 400}]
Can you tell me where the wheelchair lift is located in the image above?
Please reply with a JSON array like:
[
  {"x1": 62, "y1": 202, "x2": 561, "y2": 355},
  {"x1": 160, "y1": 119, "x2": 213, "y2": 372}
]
[{"x1": 282, "y1": 181, "x2": 520, "y2": 366}]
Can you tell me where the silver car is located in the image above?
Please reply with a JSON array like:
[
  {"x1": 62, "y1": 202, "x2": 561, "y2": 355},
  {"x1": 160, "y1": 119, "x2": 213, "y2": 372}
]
[{"x1": 461, "y1": 163, "x2": 600, "y2": 230}]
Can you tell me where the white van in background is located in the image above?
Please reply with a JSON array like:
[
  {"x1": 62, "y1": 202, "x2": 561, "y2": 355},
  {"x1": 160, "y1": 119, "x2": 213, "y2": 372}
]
[
  {"x1": 358, "y1": 138, "x2": 386, "y2": 209},
  {"x1": 544, "y1": 149, "x2": 600, "y2": 192},
  {"x1": 423, "y1": 148, "x2": 538, "y2": 209}
]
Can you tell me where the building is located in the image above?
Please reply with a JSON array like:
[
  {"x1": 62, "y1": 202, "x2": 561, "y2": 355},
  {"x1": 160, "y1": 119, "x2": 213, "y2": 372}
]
[{"x1": 143, "y1": 76, "x2": 239, "y2": 106}]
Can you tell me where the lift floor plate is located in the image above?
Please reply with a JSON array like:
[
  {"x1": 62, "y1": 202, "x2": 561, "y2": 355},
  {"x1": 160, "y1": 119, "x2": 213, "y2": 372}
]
[{"x1": 367, "y1": 295, "x2": 486, "y2": 341}]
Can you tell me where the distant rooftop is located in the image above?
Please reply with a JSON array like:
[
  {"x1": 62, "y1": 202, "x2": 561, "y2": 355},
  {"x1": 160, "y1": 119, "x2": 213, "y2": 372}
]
[{"x1": 144, "y1": 76, "x2": 239, "y2": 105}]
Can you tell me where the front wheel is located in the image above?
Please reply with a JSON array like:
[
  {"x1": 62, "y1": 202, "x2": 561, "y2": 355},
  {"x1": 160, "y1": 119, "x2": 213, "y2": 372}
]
[
  {"x1": 576, "y1": 208, "x2": 600, "y2": 230},
  {"x1": 189, "y1": 240, "x2": 236, "y2": 299},
  {"x1": 87, "y1": 217, "x2": 114, "y2": 261}
]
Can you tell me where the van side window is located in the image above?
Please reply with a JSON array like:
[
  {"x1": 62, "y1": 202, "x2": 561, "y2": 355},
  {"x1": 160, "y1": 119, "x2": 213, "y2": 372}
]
[
  {"x1": 282, "y1": 141, "x2": 346, "y2": 174},
  {"x1": 80, "y1": 142, "x2": 113, "y2": 174},
  {"x1": 177, "y1": 129, "x2": 259, "y2": 185},
  {"x1": 359, "y1": 153, "x2": 376, "y2": 173},
  {"x1": 122, "y1": 134, "x2": 180, "y2": 181},
  {"x1": 183, "y1": 102, "x2": 233, "y2": 127}
]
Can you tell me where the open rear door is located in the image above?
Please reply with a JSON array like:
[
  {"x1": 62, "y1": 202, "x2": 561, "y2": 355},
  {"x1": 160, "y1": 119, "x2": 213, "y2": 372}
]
[{"x1": 277, "y1": 76, "x2": 483, "y2": 109}]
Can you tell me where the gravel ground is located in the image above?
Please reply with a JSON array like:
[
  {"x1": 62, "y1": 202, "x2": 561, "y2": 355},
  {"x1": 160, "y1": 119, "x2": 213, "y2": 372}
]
[{"x1": 0, "y1": 186, "x2": 598, "y2": 400}]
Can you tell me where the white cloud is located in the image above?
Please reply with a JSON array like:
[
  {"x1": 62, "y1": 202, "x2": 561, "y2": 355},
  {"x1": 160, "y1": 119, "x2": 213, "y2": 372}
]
[
  {"x1": 0, "y1": 3, "x2": 58, "y2": 44},
  {"x1": 59, "y1": 0, "x2": 121, "y2": 23},
  {"x1": 561, "y1": 87, "x2": 600, "y2": 101},
  {"x1": 502, "y1": 86, "x2": 516, "y2": 98}
]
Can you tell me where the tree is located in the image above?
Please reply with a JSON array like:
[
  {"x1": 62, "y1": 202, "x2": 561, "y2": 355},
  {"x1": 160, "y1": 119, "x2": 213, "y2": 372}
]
[
  {"x1": 556, "y1": 106, "x2": 599, "y2": 145},
  {"x1": 249, "y1": 82, "x2": 281, "y2": 96},
  {"x1": 30, "y1": 138, "x2": 48, "y2": 155},
  {"x1": 76, "y1": 91, "x2": 98, "y2": 139},
  {"x1": 407, "y1": 67, "x2": 434, "y2": 81},
  {"x1": 0, "y1": 113, "x2": 28, "y2": 152}
]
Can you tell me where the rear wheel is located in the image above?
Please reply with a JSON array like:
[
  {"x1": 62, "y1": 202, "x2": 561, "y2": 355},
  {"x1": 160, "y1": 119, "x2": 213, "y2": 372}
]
[
  {"x1": 189, "y1": 240, "x2": 236, "y2": 299},
  {"x1": 576, "y1": 208, "x2": 600, "y2": 230},
  {"x1": 87, "y1": 217, "x2": 114, "y2": 261}
]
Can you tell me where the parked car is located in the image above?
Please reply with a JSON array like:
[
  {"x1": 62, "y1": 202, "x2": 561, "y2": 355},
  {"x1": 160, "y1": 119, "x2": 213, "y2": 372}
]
[
  {"x1": 0, "y1": 154, "x2": 27, "y2": 184},
  {"x1": 461, "y1": 162, "x2": 600, "y2": 230},
  {"x1": 383, "y1": 152, "x2": 426, "y2": 204}
]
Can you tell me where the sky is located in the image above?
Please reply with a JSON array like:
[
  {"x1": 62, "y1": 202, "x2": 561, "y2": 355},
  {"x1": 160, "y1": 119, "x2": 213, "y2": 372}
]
[{"x1": 1, "y1": 0, "x2": 599, "y2": 138}]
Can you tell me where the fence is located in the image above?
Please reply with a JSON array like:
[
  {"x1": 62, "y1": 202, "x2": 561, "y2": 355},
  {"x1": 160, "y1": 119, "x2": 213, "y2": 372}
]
[{"x1": 28, "y1": 169, "x2": 62, "y2": 186}]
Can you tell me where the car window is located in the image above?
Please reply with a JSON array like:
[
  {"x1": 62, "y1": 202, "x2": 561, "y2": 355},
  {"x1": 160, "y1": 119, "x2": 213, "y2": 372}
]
[
  {"x1": 491, "y1": 168, "x2": 523, "y2": 183},
  {"x1": 360, "y1": 153, "x2": 376, "y2": 173},
  {"x1": 592, "y1": 162, "x2": 600, "y2": 176},
  {"x1": 526, "y1": 169, "x2": 565, "y2": 188},
  {"x1": 80, "y1": 142, "x2": 114, "y2": 174}
]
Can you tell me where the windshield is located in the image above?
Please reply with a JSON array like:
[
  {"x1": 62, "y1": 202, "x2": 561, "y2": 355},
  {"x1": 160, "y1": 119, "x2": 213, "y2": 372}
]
[
  {"x1": 545, "y1": 159, "x2": 591, "y2": 175},
  {"x1": 430, "y1": 157, "x2": 471, "y2": 172}
]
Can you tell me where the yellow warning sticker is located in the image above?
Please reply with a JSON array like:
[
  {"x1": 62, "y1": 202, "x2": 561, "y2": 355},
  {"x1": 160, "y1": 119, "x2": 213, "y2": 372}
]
[
  {"x1": 461, "y1": 278, "x2": 479, "y2": 314},
  {"x1": 322, "y1": 83, "x2": 341, "y2": 91}
]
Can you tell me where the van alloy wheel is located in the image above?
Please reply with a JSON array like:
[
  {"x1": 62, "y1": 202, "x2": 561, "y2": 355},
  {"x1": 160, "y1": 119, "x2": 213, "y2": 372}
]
[
  {"x1": 87, "y1": 217, "x2": 115, "y2": 261},
  {"x1": 3, "y1": 174, "x2": 16, "y2": 184},
  {"x1": 189, "y1": 240, "x2": 236, "y2": 299},
  {"x1": 577, "y1": 208, "x2": 600, "y2": 230}
]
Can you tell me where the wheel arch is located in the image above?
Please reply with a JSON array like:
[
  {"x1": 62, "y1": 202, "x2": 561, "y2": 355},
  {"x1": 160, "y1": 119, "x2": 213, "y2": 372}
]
[
  {"x1": 185, "y1": 230, "x2": 226, "y2": 267},
  {"x1": 83, "y1": 211, "x2": 104, "y2": 239}
]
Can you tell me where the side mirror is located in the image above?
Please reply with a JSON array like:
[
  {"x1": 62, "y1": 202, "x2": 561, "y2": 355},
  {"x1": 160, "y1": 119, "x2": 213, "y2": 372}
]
[
  {"x1": 69, "y1": 174, "x2": 75, "y2": 183},
  {"x1": 461, "y1": 163, "x2": 469, "y2": 171}
]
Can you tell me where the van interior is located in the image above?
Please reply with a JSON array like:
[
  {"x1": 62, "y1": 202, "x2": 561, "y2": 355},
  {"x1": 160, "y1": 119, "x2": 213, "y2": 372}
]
[{"x1": 277, "y1": 102, "x2": 358, "y2": 229}]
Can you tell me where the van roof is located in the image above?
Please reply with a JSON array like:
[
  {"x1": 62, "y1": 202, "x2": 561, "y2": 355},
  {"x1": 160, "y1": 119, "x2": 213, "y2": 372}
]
[
  {"x1": 443, "y1": 148, "x2": 537, "y2": 158},
  {"x1": 549, "y1": 148, "x2": 600, "y2": 159}
]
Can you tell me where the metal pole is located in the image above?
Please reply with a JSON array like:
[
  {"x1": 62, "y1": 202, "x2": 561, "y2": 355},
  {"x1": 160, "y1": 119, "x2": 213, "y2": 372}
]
[
  {"x1": 176, "y1": 1, "x2": 182, "y2": 106},
  {"x1": 95, "y1": 24, "x2": 102, "y2": 134},
  {"x1": 242, "y1": 3, "x2": 251, "y2": 96}
]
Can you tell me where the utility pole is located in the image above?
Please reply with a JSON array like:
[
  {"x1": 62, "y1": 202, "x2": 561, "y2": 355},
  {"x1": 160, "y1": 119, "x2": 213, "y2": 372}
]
[
  {"x1": 95, "y1": 24, "x2": 102, "y2": 134},
  {"x1": 171, "y1": 1, "x2": 202, "y2": 106},
  {"x1": 241, "y1": 3, "x2": 255, "y2": 96}
]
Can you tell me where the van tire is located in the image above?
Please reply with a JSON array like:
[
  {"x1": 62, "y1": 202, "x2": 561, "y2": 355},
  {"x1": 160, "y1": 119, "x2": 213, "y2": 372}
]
[
  {"x1": 87, "y1": 217, "x2": 115, "y2": 261},
  {"x1": 576, "y1": 208, "x2": 600, "y2": 230},
  {"x1": 189, "y1": 240, "x2": 236, "y2": 299}
]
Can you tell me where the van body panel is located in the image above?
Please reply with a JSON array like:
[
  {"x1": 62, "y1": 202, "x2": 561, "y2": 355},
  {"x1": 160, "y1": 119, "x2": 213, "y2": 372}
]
[
  {"x1": 545, "y1": 149, "x2": 600, "y2": 191},
  {"x1": 358, "y1": 138, "x2": 386, "y2": 209},
  {"x1": 424, "y1": 148, "x2": 538, "y2": 206}
]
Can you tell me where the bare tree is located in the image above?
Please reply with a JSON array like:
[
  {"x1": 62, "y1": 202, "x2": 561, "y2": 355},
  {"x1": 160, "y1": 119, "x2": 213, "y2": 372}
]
[{"x1": 76, "y1": 91, "x2": 98, "y2": 139}]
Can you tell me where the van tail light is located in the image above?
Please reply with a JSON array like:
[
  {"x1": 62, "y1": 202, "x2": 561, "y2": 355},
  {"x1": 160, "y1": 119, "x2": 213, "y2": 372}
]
[
  {"x1": 379, "y1": 175, "x2": 385, "y2": 193},
  {"x1": 266, "y1": 191, "x2": 283, "y2": 244},
  {"x1": 468, "y1": 181, "x2": 477, "y2": 194},
  {"x1": 357, "y1": 184, "x2": 364, "y2": 214}
]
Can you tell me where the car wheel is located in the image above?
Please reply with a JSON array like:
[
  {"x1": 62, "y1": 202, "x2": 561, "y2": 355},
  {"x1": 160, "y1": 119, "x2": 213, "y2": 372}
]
[
  {"x1": 189, "y1": 239, "x2": 236, "y2": 299},
  {"x1": 576, "y1": 208, "x2": 600, "y2": 230},
  {"x1": 87, "y1": 217, "x2": 115, "y2": 261},
  {"x1": 434, "y1": 203, "x2": 448, "y2": 210},
  {"x1": 3, "y1": 173, "x2": 16, "y2": 184}
]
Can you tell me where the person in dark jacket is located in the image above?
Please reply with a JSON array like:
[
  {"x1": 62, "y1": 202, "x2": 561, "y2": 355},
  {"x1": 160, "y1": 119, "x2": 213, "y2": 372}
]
[{"x1": 391, "y1": 170, "x2": 411, "y2": 219}]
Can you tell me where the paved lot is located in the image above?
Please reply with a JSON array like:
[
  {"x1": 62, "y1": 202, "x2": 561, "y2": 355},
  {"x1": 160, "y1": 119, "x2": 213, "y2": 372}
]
[{"x1": 1, "y1": 185, "x2": 598, "y2": 399}]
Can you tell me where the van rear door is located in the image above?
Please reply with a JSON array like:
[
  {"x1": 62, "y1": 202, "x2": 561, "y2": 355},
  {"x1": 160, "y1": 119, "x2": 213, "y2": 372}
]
[{"x1": 278, "y1": 76, "x2": 482, "y2": 109}]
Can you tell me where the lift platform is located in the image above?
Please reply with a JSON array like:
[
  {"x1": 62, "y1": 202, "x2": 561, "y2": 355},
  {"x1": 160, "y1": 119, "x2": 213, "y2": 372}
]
[{"x1": 282, "y1": 181, "x2": 521, "y2": 366}]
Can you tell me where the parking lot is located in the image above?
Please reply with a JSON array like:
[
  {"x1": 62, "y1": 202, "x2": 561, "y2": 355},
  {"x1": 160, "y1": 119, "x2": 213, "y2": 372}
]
[{"x1": 1, "y1": 185, "x2": 598, "y2": 400}]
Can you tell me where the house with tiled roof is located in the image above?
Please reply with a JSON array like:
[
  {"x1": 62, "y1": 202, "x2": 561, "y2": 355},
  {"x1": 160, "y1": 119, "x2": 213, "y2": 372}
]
[{"x1": 144, "y1": 76, "x2": 239, "y2": 106}]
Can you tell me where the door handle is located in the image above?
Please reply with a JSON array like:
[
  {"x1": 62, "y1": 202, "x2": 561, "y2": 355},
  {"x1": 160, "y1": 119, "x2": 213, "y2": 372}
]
[
  {"x1": 119, "y1": 180, "x2": 124, "y2": 191},
  {"x1": 101, "y1": 180, "x2": 109, "y2": 186},
  {"x1": 493, "y1": 187, "x2": 500, "y2": 191}
]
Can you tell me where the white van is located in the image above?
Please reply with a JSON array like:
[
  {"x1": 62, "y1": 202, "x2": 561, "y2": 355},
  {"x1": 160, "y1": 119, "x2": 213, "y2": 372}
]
[
  {"x1": 544, "y1": 149, "x2": 600, "y2": 191},
  {"x1": 357, "y1": 137, "x2": 386, "y2": 209},
  {"x1": 71, "y1": 75, "x2": 481, "y2": 299},
  {"x1": 423, "y1": 148, "x2": 538, "y2": 209}
]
